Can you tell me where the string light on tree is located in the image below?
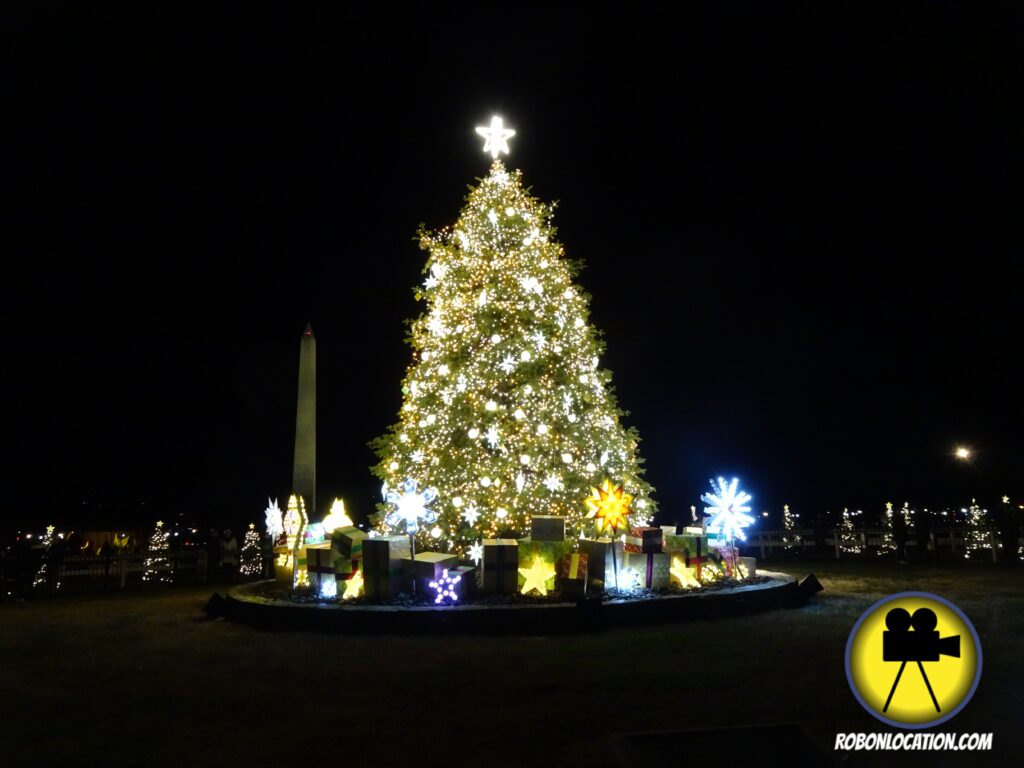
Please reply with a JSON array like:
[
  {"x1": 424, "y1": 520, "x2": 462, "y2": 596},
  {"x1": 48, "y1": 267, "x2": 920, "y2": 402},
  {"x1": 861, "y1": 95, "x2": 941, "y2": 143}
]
[
  {"x1": 32, "y1": 525, "x2": 57, "y2": 590},
  {"x1": 239, "y1": 523, "x2": 263, "y2": 577},
  {"x1": 782, "y1": 504, "x2": 802, "y2": 551},
  {"x1": 838, "y1": 508, "x2": 863, "y2": 554},
  {"x1": 143, "y1": 521, "x2": 173, "y2": 583},
  {"x1": 963, "y1": 499, "x2": 991, "y2": 560},
  {"x1": 371, "y1": 121, "x2": 655, "y2": 551}
]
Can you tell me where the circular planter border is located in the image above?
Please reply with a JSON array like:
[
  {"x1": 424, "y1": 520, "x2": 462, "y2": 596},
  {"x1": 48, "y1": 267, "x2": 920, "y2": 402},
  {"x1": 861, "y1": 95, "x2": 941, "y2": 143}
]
[{"x1": 224, "y1": 570, "x2": 807, "y2": 634}]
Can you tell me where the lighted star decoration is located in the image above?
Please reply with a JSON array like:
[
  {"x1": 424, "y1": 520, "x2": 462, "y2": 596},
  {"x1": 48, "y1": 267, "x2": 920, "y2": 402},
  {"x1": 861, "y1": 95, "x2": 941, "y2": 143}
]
[
  {"x1": 475, "y1": 115, "x2": 515, "y2": 158},
  {"x1": 46, "y1": 525, "x2": 55, "y2": 536},
  {"x1": 264, "y1": 497, "x2": 283, "y2": 539},
  {"x1": 429, "y1": 569, "x2": 462, "y2": 605},
  {"x1": 518, "y1": 558, "x2": 556, "y2": 596},
  {"x1": 584, "y1": 478, "x2": 634, "y2": 536},
  {"x1": 384, "y1": 478, "x2": 438, "y2": 534},
  {"x1": 461, "y1": 506, "x2": 481, "y2": 526},
  {"x1": 467, "y1": 540, "x2": 484, "y2": 566},
  {"x1": 320, "y1": 498, "x2": 353, "y2": 533},
  {"x1": 701, "y1": 477, "x2": 755, "y2": 542},
  {"x1": 342, "y1": 570, "x2": 363, "y2": 600},
  {"x1": 155, "y1": 520, "x2": 164, "y2": 529},
  {"x1": 1003, "y1": 495, "x2": 1010, "y2": 504},
  {"x1": 670, "y1": 556, "x2": 700, "y2": 588}
]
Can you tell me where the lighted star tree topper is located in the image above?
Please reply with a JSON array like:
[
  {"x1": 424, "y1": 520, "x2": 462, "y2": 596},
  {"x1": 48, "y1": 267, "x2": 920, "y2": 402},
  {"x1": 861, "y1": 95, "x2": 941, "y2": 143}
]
[{"x1": 371, "y1": 119, "x2": 655, "y2": 554}]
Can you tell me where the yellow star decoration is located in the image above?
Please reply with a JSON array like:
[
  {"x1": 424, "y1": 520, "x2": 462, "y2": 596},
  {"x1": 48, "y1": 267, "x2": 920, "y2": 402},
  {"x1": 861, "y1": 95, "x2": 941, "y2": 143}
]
[
  {"x1": 248, "y1": 522, "x2": 255, "y2": 531},
  {"x1": 670, "y1": 556, "x2": 700, "y2": 588},
  {"x1": 519, "y1": 559, "x2": 556, "y2": 596},
  {"x1": 155, "y1": 520, "x2": 164, "y2": 528},
  {"x1": 585, "y1": 478, "x2": 633, "y2": 535},
  {"x1": 1003, "y1": 495, "x2": 1010, "y2": 504},
  {"x1": 342, "y1": 569, "x2": 363, "y2": 600}
]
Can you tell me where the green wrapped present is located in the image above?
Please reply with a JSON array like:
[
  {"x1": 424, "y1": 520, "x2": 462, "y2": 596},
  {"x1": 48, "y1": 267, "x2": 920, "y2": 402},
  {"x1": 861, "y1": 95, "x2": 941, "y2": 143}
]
[
  {"x1": 332, "y1": 526, "x2": 367, "y2": 559},
  {"x1": 517, "y1": 537, "x2": 573, "y2": 567},
  {"x1": 363, "y1": 535, "x2": 411, "y2": 601},
  {"x1": 623, "y1": 551, "x2": 670, "y2": 589}
]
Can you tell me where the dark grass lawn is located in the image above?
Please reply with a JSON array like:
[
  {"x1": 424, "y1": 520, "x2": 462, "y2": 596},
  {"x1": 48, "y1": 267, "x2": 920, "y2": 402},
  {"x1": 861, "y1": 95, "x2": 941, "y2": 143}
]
[{"x1": 1, "y1": 562, "x2": 1021, "y2": 767}]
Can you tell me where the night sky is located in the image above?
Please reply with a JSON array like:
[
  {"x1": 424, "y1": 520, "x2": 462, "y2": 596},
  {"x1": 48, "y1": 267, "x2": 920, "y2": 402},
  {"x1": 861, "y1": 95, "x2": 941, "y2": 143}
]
[{"x1": 4, "y1": 3, "x2": 1021, "y2": 533}]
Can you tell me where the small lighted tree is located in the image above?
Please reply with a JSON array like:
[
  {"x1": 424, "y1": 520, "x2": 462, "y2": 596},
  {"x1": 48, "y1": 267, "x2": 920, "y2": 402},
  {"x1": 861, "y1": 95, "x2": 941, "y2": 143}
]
[
  {"x1": 239, "y1": 523, "x2": 263, "y2": 578},
  {"x1": 143, "y1": 521, "x2": 173, "y2": 583},
  {"x1": 838, "y1": 508, "x2": 863, "y2": 555},
  {"x1": 878, "y1": 502, "x2": 896, "y2": 556},
  {"x1": 32, "y1": 525, "x2": 56, "y2": 590},
  {"x1": 781, "y1": 504, "x2": 802, "y2": 552},
  {"x1": 963, "y1": 499, "x2": 991, "y2": 561}
]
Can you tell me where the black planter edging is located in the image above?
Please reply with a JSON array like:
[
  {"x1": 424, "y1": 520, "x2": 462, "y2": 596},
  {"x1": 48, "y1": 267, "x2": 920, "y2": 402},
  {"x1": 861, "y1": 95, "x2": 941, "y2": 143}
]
[{"x1": 223, "y1": 571, "x2": 808, "y2": 635}]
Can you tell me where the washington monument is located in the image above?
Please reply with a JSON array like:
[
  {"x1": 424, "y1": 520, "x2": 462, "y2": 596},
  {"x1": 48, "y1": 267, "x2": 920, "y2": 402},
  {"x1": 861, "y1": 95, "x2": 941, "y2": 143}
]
[{"x1": 293, "y1": 322, "x2": 316, "y2": 513}]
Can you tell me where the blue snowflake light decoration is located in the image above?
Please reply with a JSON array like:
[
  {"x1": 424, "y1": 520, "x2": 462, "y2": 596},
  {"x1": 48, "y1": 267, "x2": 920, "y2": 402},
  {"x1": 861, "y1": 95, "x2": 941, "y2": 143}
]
[
  {"x1": 701, "y1": 477, "x2": 755, "y2": 542},
  {"x1": 384, "y1": 478, "x2": 438, "y2": 534},
  {"x1": 429, "y1": 568, "x2": 462, "y2": 605}
]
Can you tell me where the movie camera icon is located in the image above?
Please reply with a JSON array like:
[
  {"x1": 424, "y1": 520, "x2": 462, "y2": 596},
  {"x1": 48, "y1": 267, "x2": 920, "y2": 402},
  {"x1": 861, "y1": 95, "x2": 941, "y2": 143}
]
[{"x1": 882, "y1": 607, "x2": 961, "y2": 713}]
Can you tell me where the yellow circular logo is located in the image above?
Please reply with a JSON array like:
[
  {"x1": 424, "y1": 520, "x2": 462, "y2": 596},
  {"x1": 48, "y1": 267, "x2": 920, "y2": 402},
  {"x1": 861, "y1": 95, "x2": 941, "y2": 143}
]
[{"x1": 845, "y1": 592, "x2": 982, "y2": 729}]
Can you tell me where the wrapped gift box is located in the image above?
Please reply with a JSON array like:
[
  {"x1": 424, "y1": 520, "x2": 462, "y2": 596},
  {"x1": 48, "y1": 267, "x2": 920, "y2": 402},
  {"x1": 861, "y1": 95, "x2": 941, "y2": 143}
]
[
  {"x1": 363, "y1": 535, "x2": 411, "y2": 602},
  {"x1": 272, "y1": 545, "x2": 292, "y2": 583},
  {"x1": 482, "y1": 539, "x2": 518, "y2": 594},
  {"x1": 665, "y1": 533, "x2": 707, "y2": 562},
  {"x1": 558, "y1": 553, "x2": 588, "y2": 598},
  {"x1": 403, "y1": 552, "x2": 458, "y2": 593},
  {"x1": 305, "y1": 546, "x2": 336, "y2": 596},
  {"x1": 530, "y1": 515, "x2": 566, "y2": 542},
  {"x1": 451, "y1": 565, "x2": 477, "y2": 598},
  {"x1": 623, "y1": 551, "x2": 670, "y2": 589},
  {"x1": 660, "y1": 525, "x2": 677, "y2": 539},
  {"x1": 625, "y1": 526, "x2": 662, "y2": 554},
  {"x1": 332, "y1": 526, "x2": 368, "y2": 559},
  {"x1": 517, "y1": 537, "x2": 573, "y2": 569},
  {"x1": 580, "y1": 537, "x2": 616, "y2": 588}
]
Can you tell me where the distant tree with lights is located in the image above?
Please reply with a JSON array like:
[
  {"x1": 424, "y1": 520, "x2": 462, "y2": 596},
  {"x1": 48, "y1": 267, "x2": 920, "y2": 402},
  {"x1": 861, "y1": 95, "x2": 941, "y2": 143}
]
[
  {"x1": 143, "y1": 521, "x2": 173, "y2": 583},
  {"x1": 371, "y1": 119, "x2": 655, "y2": 554},
  {"x1": 962, "y1": 499, "x2": 991, "y2": 560},
  {"x1": 781, "y1": 504, "x2": 801, "y2": 551},
  {"x1": 239, "y1": 523, "x2": 263, "y2": 578},
  {"x1": 32, "y1": 525, "x2": 57, "y2": 591}
]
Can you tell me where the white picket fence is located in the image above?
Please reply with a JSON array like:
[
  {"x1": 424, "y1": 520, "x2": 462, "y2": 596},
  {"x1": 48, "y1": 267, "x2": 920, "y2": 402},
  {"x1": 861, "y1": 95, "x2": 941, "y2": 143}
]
[
  {"x1": 45, "y1": 551, "x2": 209, "y2": 591},
  {"x1": 750, "y1": 528, "x2": 1010, "y2": 562}
]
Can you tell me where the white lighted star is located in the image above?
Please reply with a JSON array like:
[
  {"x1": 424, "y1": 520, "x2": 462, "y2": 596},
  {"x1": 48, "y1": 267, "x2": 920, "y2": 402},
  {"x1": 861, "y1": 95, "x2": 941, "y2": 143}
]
[
  {"x1": 543, "y1": 474, "x2": 564, "y2": 492},
  {"x1": 462, "y1": 506, "x2": 481, "y2": 526},
  {"x1": 468, "y1": 540, "x2": 484, "y2": 565},
  {"x1": 485, "y1": 425, "x2": 500, "y2": 448},
  {"x1": 475, "y1": 116, "x2": 515, "y2": 158}
]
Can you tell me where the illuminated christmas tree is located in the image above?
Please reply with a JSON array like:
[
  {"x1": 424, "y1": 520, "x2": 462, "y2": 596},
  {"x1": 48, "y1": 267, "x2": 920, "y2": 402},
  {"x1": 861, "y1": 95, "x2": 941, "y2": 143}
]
[
  {"x1": 781, "y1": 504, "x2": 801, "y2": 551},
  {"x1": 839, "y1": 508, "x2": 863, "y2": 554},
  {"x1": 962, "y1": 499, "x2": 991, "y2": 560},
  {"x1": 878, "y1": 501, "x2": 896, "y2": 555},
  {"x1": 143, "y1": 520, "x2": 173, "y2": 583},
  {"x1": 32, "y1": 525, "x2": 56, "y2": 590},
  {"x1": 239, "y1": 523, "x2": 263, "y2": 578},
  {"x1": 372, "y1": 118, "x2": 655, "y2": 554}
]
